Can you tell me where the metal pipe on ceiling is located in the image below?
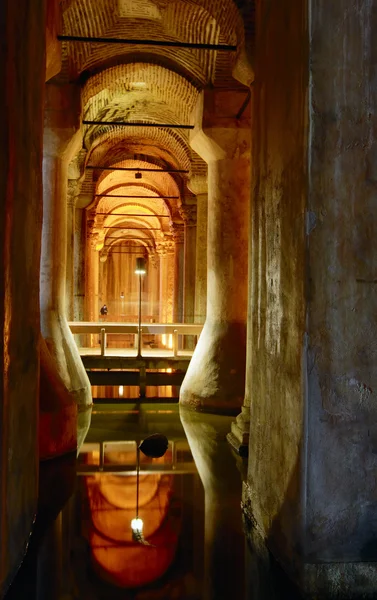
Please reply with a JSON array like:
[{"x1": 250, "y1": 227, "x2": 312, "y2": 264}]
[
  {"x1": 102, "y1": 226, "x2": 161, "y2": 230},
  {"x1": 95, "y1": 213, "x2": 170, "y2": 217},
  {"x1": 87, "y1": 165, "x2": 189, "y2": 173},
  {"x1": 83, "y1": 120, "x2": 194, "y2": 129},
  {"x1": 58, "y1": 35, "x2": 237, "y2": 52},
  {"x1": 94, "y1": 194, "x2": 179, "y2": 198}
]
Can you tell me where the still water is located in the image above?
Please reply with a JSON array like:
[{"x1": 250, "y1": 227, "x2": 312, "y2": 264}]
[{"x1": 5, "y1": 392, "x2": 302, "y2": 600}]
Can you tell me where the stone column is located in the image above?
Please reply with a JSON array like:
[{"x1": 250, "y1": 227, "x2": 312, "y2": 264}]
[
  {"x1": 0, "y1": 0, "x2": 47, "y2": 593},
  {"x1": 172, "y1": 223, "x2": 184, "y2": 323},
  {"x1": 73, "y1": 207, "x2": 85, "y2": 333},
  {"x1": 156, "y1": 240, "x2": 175, "y2": 324},
  {"x1": 147, "y1": 252, "x2": 160, "y2": 321},
  {"x1": 65, "y1": 184, "x2": 76, "y2": 321},
  {"x1": 243, "y1": 1, "x2": 377, "y2": 597},
  {"x1": 40, "y1": 83, "x2": 92, "y2": 410},
  {"x1": 180, "y1": 205, "x2": 197, "y2": 325},
  {"x1": 180, "y1": 90, "x2": 250, "y2": 413},
  {"x1": 194, "y1": 192, "x2": 208, "y2": 324}
]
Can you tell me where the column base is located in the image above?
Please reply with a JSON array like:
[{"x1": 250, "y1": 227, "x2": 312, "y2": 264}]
[
  {"x1": 242, "y1": 482, "x2": 377, "y2": 599},
  {"x1": 180, "y1": 319, "x2": 246, "y2": 414},
  {"x1": 227, "y1": 406, "x2": 250, "y2": 456}
]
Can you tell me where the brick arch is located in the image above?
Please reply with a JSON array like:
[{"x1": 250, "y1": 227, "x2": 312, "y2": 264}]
[
  {"x1": 95, "y1": 159, "x2": 182, "y2": 202},
  {"x1": 90, "y1": 182, "x2": 180, "y2": 221},
  {"x1": 86, "y1": 124, "x2": 192, "y2": 172},
  {"x1": 60, "y1": 0, "x2": 246, "y2": 84},
  {"x1": 82, "y1": 63, "x2": 198, "y2": 125}
]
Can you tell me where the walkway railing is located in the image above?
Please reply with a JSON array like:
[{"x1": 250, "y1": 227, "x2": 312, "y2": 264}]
[{"x1": 68, "y1": 321, "x2": 203, "y2": 358}]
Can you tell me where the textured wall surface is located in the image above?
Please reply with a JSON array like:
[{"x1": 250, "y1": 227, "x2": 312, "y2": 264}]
[
  {"x1": 246, "y1": 0, "x2": 308, "y2": 563},
  {"x1": 306, "y1": 0, "x2": 377, "y2": 565},
  {"x1": 0, "y1": 0, "x2": 46, "y2": 594},
  {"x1": 245, "y1": 0, "x2": 377, "y2": 596}
]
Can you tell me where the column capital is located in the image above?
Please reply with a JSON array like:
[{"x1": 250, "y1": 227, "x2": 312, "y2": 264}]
[
  {"x1": 180, "y1": 205, "x2": 197, "y2": 226},
  {"x1": 190, "y1": 89, "x2": 251, "y2": 163},
  {"x1": 188, "y1": 175, "x2": 208, "y2": 196},
  {"x1": 44, "y1": 83, "x2": 82, "y2": 158},
  {"x1": 156, "y1": 239, "x2": 175, "y2": 256},
  {"x1": 170, "y1": 222, "x2": 184, "y2": 243}
]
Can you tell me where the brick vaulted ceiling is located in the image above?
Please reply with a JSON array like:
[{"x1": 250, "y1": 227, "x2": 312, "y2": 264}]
[{"x1": 59, "y1": 0, "x2": 254, "y2": 252}]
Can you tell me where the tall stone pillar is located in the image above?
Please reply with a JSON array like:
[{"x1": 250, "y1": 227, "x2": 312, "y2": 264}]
[
  {"x1": 0, "y1": 0, "x2": 47, "y2": 593},
  {"x1": 243, "y1": 1, "x2": 377, "y2": 598},
  {"x1": 40, "y1": 83, "x2": 92, "y2": 410},
  {"x1": 156, "y1": 240, "x2": 175, "y2": 324},
  {"x1": 180, "y1": 90, "x2": 250, "y2": 412},
  {"x1": 172, "y1": 223, "x2": 184, "y2": 323},
  {"x1": 180, "y1": 205, "x2": 197, "y2": 324},
  {"x1": 195, "y1": 192, "x2": 208, "y2": 324},
  {"x1": 188, "y1": 176, "x2": 208, "y2": 324},
  {"x1": 147, "y1": 253, "x2": 160, "y2": 321},
  {"x1": 65, "y1": 184, "x2": 76, "y2": 321}
]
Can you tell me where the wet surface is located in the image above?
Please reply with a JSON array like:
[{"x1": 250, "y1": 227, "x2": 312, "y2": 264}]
[{"x1": 5, "y1": 400, "x2": 302, "y2": 600}]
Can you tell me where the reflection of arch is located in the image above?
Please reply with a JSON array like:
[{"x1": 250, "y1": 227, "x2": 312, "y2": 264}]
[{"x1": 83, "y1": 470, "x2": 181, "y2": 588}]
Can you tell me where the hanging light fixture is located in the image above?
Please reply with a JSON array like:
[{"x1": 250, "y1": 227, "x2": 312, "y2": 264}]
[{"x1": 131, "y1": 434, "x2": 169, "y2": 544}]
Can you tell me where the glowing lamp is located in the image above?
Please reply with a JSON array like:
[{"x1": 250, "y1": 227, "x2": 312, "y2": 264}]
[
  {"x1": 135, "y1": 257, "x2": 147, "y2": 275},
  {"x1": 131, "y1": 518, "x2": 144, "y2": 533}
]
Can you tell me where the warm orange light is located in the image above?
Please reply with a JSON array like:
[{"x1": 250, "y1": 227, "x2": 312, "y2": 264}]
[{"x1": 95, "y1": 242, "x2": 104, "y2": 251}]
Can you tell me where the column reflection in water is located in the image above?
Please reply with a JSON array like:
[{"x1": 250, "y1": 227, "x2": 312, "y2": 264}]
[{"x1": 180, "y1": 408, "x2": 246, "y2": 600}]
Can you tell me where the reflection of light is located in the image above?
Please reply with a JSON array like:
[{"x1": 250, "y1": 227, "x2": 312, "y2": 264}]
[
  {"x1": 168, "y1": 334, "x2": 173, "y2": 349},
  {"x1": 131, "y1": 517, "x2": 144, "y2": 533},
  {"x1": 118, "y1": 386, "x2": 124, "y2": 396},
  {"x1": 162, "y1": 333, "x2": 166, "y2": 346},
  {"x1": 166, "y1": 368, "x2": 172, "y2": 373}
]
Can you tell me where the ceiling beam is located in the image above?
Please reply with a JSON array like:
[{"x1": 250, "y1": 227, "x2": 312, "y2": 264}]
[
  {"x1": 58, "y1": 35, "x2": 237, "y2": 52},
  {"x1": 83, "y1": 120, "x2": 193, "y2": 129}
]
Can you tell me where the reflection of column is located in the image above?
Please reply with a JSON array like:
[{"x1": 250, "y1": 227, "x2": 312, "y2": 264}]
[
  {"x1": 180, "y1": 90, "x2": 250, "y2": 412},
  {"x1": 180, "y1": 408, "x2": 245, "y2": 600},
  {"x1": 41, "y1": 83, "x2": 92, "y2": 410},
  {"x1": 195, "y1": 192, "x2": 208, "y2": 324},
  {"x1": 180, "y1": 205, "x2": 197, "y2": 325},
  {"x1": 37, "y1": 513, "x2": 62, "y2": 600},
  {"x1": 172, "y1": 223, "x2": 184, "y2": 323},
  {"x1": 156, "y1": 240, "x2": 175, "y2": 323}
]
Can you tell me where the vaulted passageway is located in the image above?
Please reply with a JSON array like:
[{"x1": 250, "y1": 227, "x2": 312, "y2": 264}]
[{"x1": 1, "y1": 0, "x2": 377, "y2": 598}]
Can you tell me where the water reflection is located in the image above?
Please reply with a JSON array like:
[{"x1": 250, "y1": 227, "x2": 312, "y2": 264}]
[
  {"x1": 92, "y1": 384, "x2": 179, "y2": 400},
  {"x1": 5, "y1": 401, "x2": 303, "y2": 600}
]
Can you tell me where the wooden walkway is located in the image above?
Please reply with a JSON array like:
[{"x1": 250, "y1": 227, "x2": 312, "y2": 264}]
[{"x1": 69, "y1": 322, "x2": 202, "y2": 394}]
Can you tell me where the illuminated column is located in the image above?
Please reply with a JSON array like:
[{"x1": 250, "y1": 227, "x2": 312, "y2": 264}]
[
  {"x1": 147, "y1": 252, "x2": 160, "y2": 320},
  {"x1": 41, "y1": 83, "x2": 92, "y2": 410},
  {"x1": 172, "y1": 223, "x2": 184, "y2": 323},
  {"x1": 195, "y1": 193, "x2": 208, "y2": 324},
  {"x1": 188, "y1": 177, "x2": 208, "y2": 324},
  {"x1": 156, "y1": 240, "x2": 175, "y2": 324},
  {"x1": 180, "y1": 205, "x2": 197, "y2": 325},
  {"x1": 180, "y1": 90, "x2": 250, "y2": 412},
  {"x1": 65, "y1": 184, "x2": 77, "y2": 321}
]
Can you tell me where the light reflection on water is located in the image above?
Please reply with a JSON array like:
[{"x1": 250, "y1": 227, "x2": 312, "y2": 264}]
[{"x1": 5, "y1": 398, "x2": 302, "y2": 600}]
